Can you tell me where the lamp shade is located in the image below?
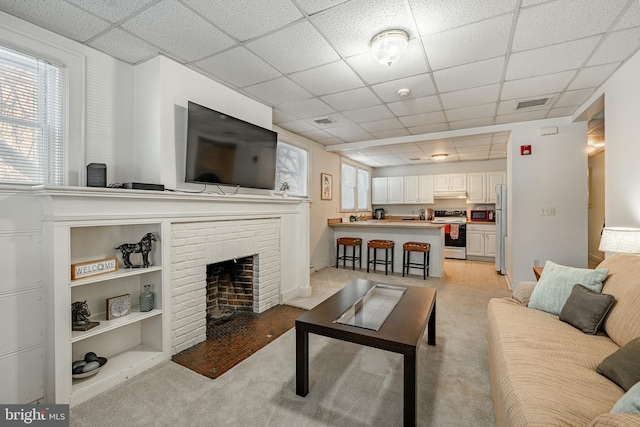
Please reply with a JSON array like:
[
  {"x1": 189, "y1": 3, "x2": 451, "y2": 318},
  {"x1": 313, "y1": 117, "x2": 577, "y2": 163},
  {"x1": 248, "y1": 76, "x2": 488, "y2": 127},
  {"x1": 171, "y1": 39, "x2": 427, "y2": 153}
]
[
  {"x1": 599, "y1": 227, "x2": 640, "y2": 254},
  {"x1": 370, "y1": 30, "x2": 408, "y2": 66}
]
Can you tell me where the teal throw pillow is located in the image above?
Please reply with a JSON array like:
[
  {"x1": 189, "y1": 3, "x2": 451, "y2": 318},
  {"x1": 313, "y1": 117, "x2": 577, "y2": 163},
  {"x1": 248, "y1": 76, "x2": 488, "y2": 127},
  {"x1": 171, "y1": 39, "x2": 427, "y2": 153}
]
[
  {"x1": 611, "y1": 381, "x2": 640, "y2": 414},
  {"x1": 528, "y1": 261, "x2": 608, "y2": 315}
]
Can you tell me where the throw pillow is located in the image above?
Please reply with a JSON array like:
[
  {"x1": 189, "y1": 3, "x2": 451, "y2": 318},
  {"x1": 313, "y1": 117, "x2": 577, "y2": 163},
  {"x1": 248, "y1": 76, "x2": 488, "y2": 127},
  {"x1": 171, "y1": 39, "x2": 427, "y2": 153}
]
[
  {"x1": 512, "y1": 281, "x2": 536, "y2": 306},
  {"x1": 597, "y1": 336, "x2": 640, "y2": 391},
  {"x1": 611, "y1": 381, "x2": 640, "y2": 414},
  {"x1": 559, "y1": 284, "x2": 615, "y2": 334},
  {"x1": 528, "y1": 261, "x2": 608, "y2": 315}
]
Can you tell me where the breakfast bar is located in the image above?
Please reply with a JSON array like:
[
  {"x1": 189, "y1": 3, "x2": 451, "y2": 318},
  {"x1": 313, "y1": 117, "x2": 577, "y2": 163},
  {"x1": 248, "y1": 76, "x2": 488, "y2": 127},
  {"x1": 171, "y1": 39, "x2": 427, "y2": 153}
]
[{"x1": 329, "y1": 220, "x2": 445, "y2": 278}]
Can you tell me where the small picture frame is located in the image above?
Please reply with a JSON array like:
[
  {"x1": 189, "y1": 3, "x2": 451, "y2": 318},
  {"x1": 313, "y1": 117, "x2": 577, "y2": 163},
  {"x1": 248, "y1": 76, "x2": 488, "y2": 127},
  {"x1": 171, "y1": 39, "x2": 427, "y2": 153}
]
[{"x1": 321, "y1": 173, "x2": 332, "y2": 200}]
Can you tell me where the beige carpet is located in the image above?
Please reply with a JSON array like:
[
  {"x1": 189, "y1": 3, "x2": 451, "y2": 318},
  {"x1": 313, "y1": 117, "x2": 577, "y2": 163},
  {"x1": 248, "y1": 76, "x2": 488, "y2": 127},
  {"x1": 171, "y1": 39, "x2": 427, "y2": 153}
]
[{"x1": 71, "y1": 261, "x2": 510, "y2": 426}]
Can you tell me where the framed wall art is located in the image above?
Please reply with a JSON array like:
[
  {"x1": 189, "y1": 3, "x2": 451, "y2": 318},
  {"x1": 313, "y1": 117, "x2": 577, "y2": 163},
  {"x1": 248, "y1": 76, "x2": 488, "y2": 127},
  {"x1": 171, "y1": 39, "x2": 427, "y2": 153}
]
[{"x1": 321, "y1": 173, "x2": 332, "y2": 200}]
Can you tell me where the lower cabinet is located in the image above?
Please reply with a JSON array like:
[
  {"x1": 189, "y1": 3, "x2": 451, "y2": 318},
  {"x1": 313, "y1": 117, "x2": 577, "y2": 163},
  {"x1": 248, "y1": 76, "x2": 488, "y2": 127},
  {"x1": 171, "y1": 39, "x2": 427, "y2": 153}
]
[{"x1": 467, "y1": 224, "x2": 496, "y2": 257}]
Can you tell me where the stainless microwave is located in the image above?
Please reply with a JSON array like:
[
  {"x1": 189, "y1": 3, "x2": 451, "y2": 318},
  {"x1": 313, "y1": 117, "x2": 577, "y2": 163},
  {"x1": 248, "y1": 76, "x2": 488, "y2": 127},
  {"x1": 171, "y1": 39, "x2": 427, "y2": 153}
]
[{"x1": 470, "y1": 209, "x2": 494, "y2": 222}]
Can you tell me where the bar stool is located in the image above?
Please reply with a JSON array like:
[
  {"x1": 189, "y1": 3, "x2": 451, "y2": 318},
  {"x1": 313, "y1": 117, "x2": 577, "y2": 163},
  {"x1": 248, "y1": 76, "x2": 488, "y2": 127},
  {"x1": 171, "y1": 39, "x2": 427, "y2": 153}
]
[
  {"x1": 336, "y1": 237, "x2": 362, "y2": 270},
  {"x1": 367, "y1": 239, "x2": 395, "y2": 275},
  {"x1": 402, "y1": 242, "x2": 431, "y2": 280}
]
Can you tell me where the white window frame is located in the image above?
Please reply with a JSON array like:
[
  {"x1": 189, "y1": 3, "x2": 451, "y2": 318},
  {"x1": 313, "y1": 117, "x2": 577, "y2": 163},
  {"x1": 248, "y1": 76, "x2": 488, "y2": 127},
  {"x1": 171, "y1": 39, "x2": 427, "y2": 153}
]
[
  {"x1": 340, "y1": 159, "x2": 371, "y2": 212},
  {"x1": 0, "y1": 14, "x2": 85, "y2": 187}
]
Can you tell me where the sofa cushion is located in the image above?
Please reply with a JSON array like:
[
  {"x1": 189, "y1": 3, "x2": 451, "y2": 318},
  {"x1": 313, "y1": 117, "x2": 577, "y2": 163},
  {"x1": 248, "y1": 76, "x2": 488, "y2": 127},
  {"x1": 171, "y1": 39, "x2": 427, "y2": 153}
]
[
  {"x1": 611, "y1": 381, "x2": 640, "y2": 414},
  {"x1": 598, "y1": 254, "x2": 640, "y2": 347},
  {"x1": 511, "y1": 281, "x2": 536, "y2": 306},
  {"x1": 597, "y1": 336, "x2": 640, "y2": 391},
  {"x1": 559, "y1": 284, "x2": 615, "y2": 334},
  {"x1": 529, "y1": 260, "x2": 608, "y2": 315}
]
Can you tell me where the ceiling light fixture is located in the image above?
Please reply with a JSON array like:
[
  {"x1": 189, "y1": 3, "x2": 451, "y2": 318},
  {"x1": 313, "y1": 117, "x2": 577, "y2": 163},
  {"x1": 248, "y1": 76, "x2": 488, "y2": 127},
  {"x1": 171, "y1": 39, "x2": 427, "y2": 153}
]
[
  {"x1": 431, "y1": 154, "x2": 448, "y2": 160},
  {"x1": 397, "y1": 88, "x2": 411, "y2": 97},
  {"x1": 370, "y1": 29, "x2": 409, "y2": 66}
]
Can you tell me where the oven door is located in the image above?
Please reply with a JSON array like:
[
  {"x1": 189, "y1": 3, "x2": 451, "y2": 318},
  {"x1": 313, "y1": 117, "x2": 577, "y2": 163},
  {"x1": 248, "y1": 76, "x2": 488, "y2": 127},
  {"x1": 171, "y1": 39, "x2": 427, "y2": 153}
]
[{"x1": 444, "y1": 223, "x2": 466, "y2": 247}]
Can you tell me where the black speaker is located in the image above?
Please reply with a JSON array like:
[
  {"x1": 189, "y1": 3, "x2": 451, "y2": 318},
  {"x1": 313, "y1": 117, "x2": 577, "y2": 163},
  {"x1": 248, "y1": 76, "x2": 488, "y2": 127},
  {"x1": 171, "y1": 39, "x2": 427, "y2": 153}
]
[{"x1": 86, "y1": 163, "x2": 106, "y2": 187}]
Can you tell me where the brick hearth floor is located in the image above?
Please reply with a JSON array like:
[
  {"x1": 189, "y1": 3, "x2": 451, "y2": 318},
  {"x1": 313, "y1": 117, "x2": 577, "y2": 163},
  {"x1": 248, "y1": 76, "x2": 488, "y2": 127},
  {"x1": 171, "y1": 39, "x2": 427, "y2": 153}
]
[{"x1": 172, "y1": 305, "x2": 306, "y2": 379}]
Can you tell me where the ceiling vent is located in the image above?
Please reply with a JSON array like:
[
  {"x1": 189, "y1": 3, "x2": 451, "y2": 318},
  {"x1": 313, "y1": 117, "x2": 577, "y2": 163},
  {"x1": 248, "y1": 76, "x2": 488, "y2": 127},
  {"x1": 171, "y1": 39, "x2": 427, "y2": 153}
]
[
  {"x1": 312, "y1": 117, "x2": 335, "y2": 125},
  {"x1": 516, "y1": 97, "x2": 550, "y2": 110}
]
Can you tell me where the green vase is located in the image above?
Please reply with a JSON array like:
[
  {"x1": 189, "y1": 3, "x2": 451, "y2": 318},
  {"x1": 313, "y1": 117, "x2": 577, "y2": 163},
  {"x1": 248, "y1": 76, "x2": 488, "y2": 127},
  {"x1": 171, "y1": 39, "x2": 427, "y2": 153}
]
[{"x1": 139, "y1": 284, "x2": 155, "y2": 312}]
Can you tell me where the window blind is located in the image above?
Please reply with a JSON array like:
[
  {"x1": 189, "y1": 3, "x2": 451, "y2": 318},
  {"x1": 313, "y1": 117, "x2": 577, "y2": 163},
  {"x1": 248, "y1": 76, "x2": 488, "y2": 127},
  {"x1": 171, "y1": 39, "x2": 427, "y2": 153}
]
[
  {"x1": 275, "y1": 141, "x2": 308, "y2": 196},
  {"x1": 0, "y1": 45, "x2": 64, "y2": 185}
]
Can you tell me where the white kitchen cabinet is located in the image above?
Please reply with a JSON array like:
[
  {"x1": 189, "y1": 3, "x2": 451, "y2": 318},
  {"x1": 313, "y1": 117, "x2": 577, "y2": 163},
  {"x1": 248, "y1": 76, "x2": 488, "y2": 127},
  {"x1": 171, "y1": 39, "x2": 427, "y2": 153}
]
[
  {"x1": 404, "y1": 175, "x2": 434, "y2": 204},
  {"x1": 434, "y1": 173, "x2": 466, "y2": 192},
  {"x1": 372, "y1": 177, "x2": 403, "y2": 204},
  {"x1": 467, "y1": 224, "x2": 496, "y2": 257},
  {"x1": 486, "y1": 172, "x2": 506, "y2": 203},
  {"x1": 467, "y1": 171, "x2": 506, "y2": 203}
]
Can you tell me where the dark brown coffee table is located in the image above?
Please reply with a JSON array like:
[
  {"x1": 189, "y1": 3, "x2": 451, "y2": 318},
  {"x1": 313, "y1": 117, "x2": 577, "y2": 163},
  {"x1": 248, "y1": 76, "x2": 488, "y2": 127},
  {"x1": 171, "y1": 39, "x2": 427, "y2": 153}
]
[{"x1": 295, "y1": 279, "x2": 436, "y2": 427}]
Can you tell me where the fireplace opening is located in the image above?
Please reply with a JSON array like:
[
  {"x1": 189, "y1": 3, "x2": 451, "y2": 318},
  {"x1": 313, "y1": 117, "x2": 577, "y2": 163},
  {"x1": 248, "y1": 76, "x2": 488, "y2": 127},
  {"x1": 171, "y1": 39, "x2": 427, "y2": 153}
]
[{"x1": 206, "y1": 256, "x2": 255, "y2": 332}]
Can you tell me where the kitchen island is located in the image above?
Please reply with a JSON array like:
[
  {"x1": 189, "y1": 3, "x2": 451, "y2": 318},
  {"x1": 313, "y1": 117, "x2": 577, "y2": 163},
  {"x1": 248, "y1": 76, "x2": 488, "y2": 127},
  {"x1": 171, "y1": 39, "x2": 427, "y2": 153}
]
[{"x1": 329, "y1": 220, "x2": 445, "y2": 278}]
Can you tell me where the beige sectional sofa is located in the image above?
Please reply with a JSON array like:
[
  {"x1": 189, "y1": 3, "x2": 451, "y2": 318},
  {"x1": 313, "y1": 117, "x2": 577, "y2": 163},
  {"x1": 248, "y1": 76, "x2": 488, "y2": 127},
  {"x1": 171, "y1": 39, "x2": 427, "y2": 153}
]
[{"x1": 487, "y1": 253, "x2": 640, "y2": 426}]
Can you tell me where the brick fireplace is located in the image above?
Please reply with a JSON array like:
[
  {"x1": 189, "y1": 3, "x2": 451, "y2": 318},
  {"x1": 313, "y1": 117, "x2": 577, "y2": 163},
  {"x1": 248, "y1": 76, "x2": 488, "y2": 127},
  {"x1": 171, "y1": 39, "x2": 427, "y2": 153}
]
[
  {"x1": 170, "y1": 218, "x2": 281, "y2": 354},
  {"x1": 206, "y1": 256, "x2": 254, "y2": 319}
]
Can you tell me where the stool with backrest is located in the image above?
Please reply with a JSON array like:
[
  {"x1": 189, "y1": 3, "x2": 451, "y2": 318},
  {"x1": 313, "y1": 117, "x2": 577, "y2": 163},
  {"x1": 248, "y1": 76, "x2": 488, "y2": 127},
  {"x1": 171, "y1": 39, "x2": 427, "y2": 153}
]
[
  {"x1": 336, "y1": 237, "x2": 362, "y2": 270},
  {"x1": 402, "y1": 241, "x2": 431, "y2": 280},
  {"x1": 367, "y1": 239, "x2": 395, "y2": 275}
]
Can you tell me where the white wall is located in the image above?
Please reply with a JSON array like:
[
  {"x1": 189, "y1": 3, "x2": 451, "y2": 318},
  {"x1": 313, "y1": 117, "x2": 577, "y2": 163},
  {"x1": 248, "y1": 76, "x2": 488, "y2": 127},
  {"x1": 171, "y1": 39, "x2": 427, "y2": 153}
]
[{"x1": 588, "y1": 151, "x2": 605, "y2": 266}]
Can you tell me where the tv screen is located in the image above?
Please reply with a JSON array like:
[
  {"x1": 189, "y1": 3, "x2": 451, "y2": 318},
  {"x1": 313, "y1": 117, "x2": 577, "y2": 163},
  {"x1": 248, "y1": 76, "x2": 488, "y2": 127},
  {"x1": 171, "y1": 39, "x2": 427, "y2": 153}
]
[{"x1": 185, "y1": 101, "x2": 278, "y2": 190}]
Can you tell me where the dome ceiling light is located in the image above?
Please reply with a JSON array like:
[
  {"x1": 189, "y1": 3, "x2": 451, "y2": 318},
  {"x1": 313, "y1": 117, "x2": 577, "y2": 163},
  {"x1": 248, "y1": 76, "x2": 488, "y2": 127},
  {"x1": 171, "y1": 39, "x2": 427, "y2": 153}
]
[
  {"x1": 370, "y1": 29, "x2": 409, "y2": 66},
  {"x1": 431, "y1": 154, "x2": 448, "y2": 160}
]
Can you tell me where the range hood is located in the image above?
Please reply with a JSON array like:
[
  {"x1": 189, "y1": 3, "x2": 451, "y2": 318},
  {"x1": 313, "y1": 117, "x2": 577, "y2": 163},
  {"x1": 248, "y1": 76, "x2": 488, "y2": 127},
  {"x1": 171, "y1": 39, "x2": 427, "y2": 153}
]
[{"x1": 433, "y1": 191, "x2": 467, "y2": 199}]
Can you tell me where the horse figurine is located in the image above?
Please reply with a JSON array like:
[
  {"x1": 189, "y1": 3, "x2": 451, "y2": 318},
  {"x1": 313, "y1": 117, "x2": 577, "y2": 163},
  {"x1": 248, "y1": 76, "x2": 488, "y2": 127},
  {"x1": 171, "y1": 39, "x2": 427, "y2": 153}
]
[
  {"x1": 115, "y1": 232, "x2": 157, "y2": 268},
  {"x1": 72, "y1": 300, "x2": 91, "y2": 328}
]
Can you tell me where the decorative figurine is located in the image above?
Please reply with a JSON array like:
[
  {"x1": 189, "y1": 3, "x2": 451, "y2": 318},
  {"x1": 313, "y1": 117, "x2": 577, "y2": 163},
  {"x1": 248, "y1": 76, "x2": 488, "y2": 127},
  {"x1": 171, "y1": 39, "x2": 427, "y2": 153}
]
[
  {"x1": 115, "y1": 232, "x2": 157, "y2": 268},
  {"x1": 71, "y1": 300, "x2": 100, "y2": 331}
]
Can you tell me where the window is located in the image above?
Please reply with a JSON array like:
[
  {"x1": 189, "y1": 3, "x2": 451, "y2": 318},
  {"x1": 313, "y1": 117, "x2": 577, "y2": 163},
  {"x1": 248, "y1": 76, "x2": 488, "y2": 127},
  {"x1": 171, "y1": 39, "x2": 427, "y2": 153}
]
[
  {"x1": 275, "y1": 141, "x2": 308, "y2": 196},
  {"x1": 0, "y1": 45, "x2": 64, "y2": 185},
  {"x1": 341, "y1": 162, "x2": 370, "y2": 211}
]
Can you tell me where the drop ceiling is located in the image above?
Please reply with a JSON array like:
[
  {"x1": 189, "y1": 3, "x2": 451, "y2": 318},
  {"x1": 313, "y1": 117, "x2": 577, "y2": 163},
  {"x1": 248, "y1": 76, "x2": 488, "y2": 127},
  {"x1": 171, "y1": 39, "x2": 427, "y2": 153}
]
[{"x1": 1, "y1": 0, "x2": 638, "y2": 167}]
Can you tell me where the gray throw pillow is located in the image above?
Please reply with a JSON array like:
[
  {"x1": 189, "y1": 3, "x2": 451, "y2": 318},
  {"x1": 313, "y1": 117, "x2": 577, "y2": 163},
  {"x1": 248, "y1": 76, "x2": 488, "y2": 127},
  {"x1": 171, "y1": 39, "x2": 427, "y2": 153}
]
[
  {"x1": 597, "y1": 337, "x2": 640, "y2": 391},
  {"x1": 559, "y1": 284, "x2": 615, "y2": 334},
  {"x1": 611, "y1": 381, "x2": 640, "y2": 414},
  {"x1": 528, "y1": 261, "x2": 608, "y2": 315}
]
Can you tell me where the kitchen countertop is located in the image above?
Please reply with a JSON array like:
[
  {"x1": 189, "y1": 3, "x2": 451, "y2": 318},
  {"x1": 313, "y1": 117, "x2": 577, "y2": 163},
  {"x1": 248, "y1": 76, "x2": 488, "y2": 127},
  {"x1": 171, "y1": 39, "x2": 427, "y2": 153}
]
[{"x1": 328, "y1": 219, "x2": 445, "y2": 229}]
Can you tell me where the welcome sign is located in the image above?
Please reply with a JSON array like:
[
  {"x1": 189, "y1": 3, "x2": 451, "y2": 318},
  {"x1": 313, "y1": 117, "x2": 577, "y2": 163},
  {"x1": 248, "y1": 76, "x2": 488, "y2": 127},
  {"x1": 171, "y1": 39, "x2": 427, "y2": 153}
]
[{"x1": 71, "y1": 257, "x2": 118, "y2": 280}]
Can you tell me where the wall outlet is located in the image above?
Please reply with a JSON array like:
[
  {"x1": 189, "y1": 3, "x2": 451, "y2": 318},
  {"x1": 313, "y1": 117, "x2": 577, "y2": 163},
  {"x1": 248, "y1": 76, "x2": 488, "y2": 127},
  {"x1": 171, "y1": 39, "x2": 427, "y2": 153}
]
[
  {"x1": 533, "y1": 259, "x2": 540, "y2": 267},
  {"x1": 540, "y1": 207, "x2": 555, "y2": 216}
]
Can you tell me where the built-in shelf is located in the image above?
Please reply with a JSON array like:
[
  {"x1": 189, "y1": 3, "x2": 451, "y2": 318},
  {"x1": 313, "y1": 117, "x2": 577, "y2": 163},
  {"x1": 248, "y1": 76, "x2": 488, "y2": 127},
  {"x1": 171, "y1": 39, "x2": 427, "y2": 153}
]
[
  {"x1": 70, "y1": 266, "x2": 162, "y2": 287},
  {"x1": 71, "y1": 309, "x2": 162, "y2": 343}
]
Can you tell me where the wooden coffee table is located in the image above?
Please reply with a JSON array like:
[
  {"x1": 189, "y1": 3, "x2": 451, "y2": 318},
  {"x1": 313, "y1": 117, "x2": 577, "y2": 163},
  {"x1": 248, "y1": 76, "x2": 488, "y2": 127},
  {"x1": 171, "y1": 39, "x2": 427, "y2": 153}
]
[{"x1": 295, "y1": 279, "x2": 436, "y2": 427}]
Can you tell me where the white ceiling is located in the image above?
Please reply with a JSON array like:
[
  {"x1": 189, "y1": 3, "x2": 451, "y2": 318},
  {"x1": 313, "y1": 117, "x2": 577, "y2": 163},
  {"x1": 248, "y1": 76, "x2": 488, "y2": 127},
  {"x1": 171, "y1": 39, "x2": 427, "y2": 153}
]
[{"x1": 1, "y1": 0, "x2": 638, "y2": 167}]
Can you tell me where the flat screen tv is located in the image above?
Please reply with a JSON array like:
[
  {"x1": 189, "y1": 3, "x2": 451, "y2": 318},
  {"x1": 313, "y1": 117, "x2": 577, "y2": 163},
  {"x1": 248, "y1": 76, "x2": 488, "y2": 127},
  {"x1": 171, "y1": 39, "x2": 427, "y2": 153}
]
[{"x1": 185, "y1": 101, "x2": 278, "y2": 190}]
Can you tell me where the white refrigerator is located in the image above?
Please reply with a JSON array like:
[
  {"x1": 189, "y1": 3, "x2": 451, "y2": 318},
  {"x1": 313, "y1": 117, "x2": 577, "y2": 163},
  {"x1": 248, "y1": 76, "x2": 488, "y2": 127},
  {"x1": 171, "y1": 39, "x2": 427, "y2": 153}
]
[{"x1": 495, "y1": 184, "x2": 507, "y2": 275}]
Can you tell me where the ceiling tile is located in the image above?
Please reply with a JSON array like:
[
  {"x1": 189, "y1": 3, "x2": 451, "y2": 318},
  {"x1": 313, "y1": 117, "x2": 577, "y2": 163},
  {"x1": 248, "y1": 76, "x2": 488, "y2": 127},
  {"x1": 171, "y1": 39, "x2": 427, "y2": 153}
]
[
  {"x1": 370, "y1": 74, "x2": 435, "y2": 102},
  {"x1": 122, "y1": 0, "x2": 235, "y2": 62},
  {"x1": 183, "y1": 0, "x2": 302, "y2": 41},
  {"x1": 512, "y1": 0, "x2": 627, "y2": 51},
  {"x1": 66, "y1": 0, "x2": 156, "y2": 23},
  {"x1": 554, "y1": 88, "x2": 596, "y2": 108},
  {"x1": 433, "y1": 56, "x2": 505, "y2": 92},
  {"x1": 388, "y1": 143, "x2": 421, "y2": 153},
  {"x1": 387, "y1": 96, "x2": 442, "y2": 116},
  {"x1": 568, "y1": 63, "x2": 619, "y2": 90},
  {"x1": 448, "y1": 117, "x2": 495, "y2": 130},
  {"x1": 547, "y1": 106, "x2": 578, "y2": 118},
  {"x1": 244, "y1": 77, "x2": 311, "y2": 105},
  {"x1": 343, "y1": 105, "x2": 394, "y2": 123},
  {"x1": 319, "y1": 137, "x2": 345, "y2": 145},
  {"x1": 273, "y1": 110, "x2": 298, "y2": 124},
  {"x1": 587, "y1": 27, "x2": 640, "y2": 67},
  {"x1": 372, "y1": 129, "x2": 412, "y2": 139},
  {"x1": 0, "y1": 0, "x2": 110, "y2": 42},
  {"x1": 446, "y1": 103, "x2": 496, "y2": 122},
  {"x1": 88, "y1": 28, "x2": 158, "y2": 64},
  {"x1": 246, "y1": 20, "x2": 340, "y2": 73},
  {"x1": 492, "y1": 132, "x2": 510, "y2": 144},
  {"x1": 321, "y1": 87, "x2": 381, "y2": 111},
  {"x1": 399, "y1": 111, "x2": 447, "y2": 127},
  {"x1": 423, "y1": 14, "x2": 513, "y2": 70},
  {"x1": 278, "y1": 119, "x2": 318, "y2": 133},
  {"x1": 289, "y1": 61, "x2": 364, "y2": 96},
  {"x1": 194, "y1": 47, "x2": 281, "y2": 88},
  {"x1": 323, "y1": 123, "x2": 367, "y2": 138},
  {"x1": 455, "y1": 135, "x2": 493, "y2": 147},
  {"x1": 408, "y1": 123, "x2": 451, "y2": 134},
  {"x1": 276, "y1": 98, "x2": 335, "y2": 118},
  {"x1": 458, "y1": 152, "x2": 490, "y2": 161},
  {"x1": 613, "y1": 1, "x2": 640, "y2": 31},
  {"x1": 501, "y1": 71, "x2": 575, "y2": 101},
  {"x1": 345, "y1": 39, "x2": 429, "y2": 85},
  {"x1": 310, "y1": 0, "x2": 417, "y2": 58},
  {"x1": 441, "y1": 84, "x2": 500, "y2": 110},
  {"x1": 409, "y1": 0, "x2": 517, "y2": 36},
  {"x1": 417, "y1": 141, "x2": 455, "y2": 154},
  {"x1": 296, "y1": 0, "x2": 350, "y2": 15},
  {"x1": 297, "y1": 129, "x2": 334, "y2": 140},
  {"x1": 495, "y1": 109, "x2": 548, "y2": 124},
  {"x1": 506, "y1": 37, "x2": 600, "y2": 80},
  {"x1": 360, "y1": 118, "x2": 404, "y2": 133}
]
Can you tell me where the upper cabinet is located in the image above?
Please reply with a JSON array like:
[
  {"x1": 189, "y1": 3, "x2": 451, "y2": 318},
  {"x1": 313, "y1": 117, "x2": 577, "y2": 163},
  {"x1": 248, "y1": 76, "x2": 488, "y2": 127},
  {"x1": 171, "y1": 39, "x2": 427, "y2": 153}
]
[
  {"x1": 467, "y1": 172, "x2": 506, "y2": 203},
  {"x1": 372, "y1": 177, "x2": 404, "y2": 204},
  {"x1": 404, "y1": 175, "x2": 434, "y2": 204},
  {"x1": 434, "y1": 173, "x2": 466, "y2": 192}
]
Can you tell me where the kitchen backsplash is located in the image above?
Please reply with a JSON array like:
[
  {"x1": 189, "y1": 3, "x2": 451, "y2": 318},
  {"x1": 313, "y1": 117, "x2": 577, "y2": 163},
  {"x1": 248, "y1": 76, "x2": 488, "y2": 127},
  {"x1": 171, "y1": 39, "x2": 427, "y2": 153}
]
[{"x1": 376, "y1": 200, "x2": 495, "y2": 217}]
